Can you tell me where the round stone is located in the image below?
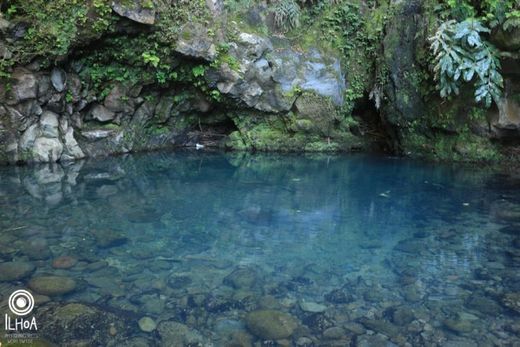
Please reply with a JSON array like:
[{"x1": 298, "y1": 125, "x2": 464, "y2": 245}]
[
  {"x1": 0, "y1": 261, "x2": 35, "y2": 281},
  {"x1": 299, "y1": 301, "x2": 327, "y2": 313},
  {"x1": 246, "y1": 310, "x2": 298, "y2": 340},
  {"x1": 138, "y1": 317, "x2": 157, "y2": 332},
  {"x1": 28, "y1": 276, "x2": 77, "y2": 296},
  {"x1": 52, "y1": 256, "x2": 78, "y2": 269}
]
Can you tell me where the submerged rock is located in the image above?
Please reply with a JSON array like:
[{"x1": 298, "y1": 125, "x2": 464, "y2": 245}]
[
  {"x1": 157, "y1": 321, "x2": 208, "y2": 347},
  {"x1": 0, "y1": 261, "x2": 35, "y2": 281},
  {"x1": 52, "y1": 256, "x2": 78, "y2": 269},
  {"x1": 300, "y1": 301, "x2": 327, "y2": 313},
  {"x1": 90, "y1": 229, "x2": 128, "y2": 248},
  {"x1": 465, "y1": 294, "x2": 502, "y2": 315},
  {"x1": 357, "y1": 318, "x2": 399, "y2": 337},
  {"x1": 36, "y1": 303, "x2": 130, "y2": 345},
  {"x1": 223, "y1": 266, "x2": 258, "y2": 289},
  {"x1": 28, "y1": 276, "x2": 77, "y2": 296},
  {"x1": 245, "y1": 309, "x2": 298, "y2": 340},
  {"x1": 444, "y1": 317, "x2": 473, "y2": 334},
  {"x1": 324, "y1": 288, "x2": 353, "y2": 304},
  {"x1": 501, "y1": 293, "x2": 520, "y2": 314},
  {"x1": 138, "y1": 316, "x2": 157, "y2": 332}
]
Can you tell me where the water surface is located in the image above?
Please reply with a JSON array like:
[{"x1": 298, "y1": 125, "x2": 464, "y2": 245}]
[{"x1": 0, "y1": 152, "x2": 519, "y2": 346}]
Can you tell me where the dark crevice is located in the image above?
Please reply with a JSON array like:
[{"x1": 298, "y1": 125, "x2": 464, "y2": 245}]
[{"x1": 351, "y1": 95, "x2": 395, "y2": 154}]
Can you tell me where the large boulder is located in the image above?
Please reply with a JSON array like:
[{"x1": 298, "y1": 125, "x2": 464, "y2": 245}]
[
  {"x1": 7, "y1": 68, "x2": 38, "y2": 104},
  {"x1": 204, "y1": 31, "x2": 345, "y2": 113}
]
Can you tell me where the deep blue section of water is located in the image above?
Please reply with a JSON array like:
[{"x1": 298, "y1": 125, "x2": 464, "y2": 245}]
[{"x1": 0, "y1": 152, "x2": 519, "y2": 346}]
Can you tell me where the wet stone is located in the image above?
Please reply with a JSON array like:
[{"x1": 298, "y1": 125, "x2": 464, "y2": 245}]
[
  {"x1": 465, "y1": 294, "x2": 502, "y2": 315},
  {"x1": 324, "y1": 288, "x2": 353, "y2": 304},
  {"x1": 223, "y1": 266, "x2": 258, "y2": 289},
  {"x1": 0, "y1": 261, "x2": 35, "y2": 281},
  {"x1": 444, "y1": 317, "x2": 473, "y2": 334},
  {"x1": 302, "y1": 313, "x2": 334, "y2": 332},
  {"x1": 28, "y1": 276, "x2": 77, "y2": 296},
  {"x1": 138, "y1": 317, "x2": 157, "y2": 332},
  {"x1": 300, "y1": 301, "x2": 327, "y2": 313},
  {"x1": 52, "y1": 255, "x2": 78, "y2": 269},
  {"x1": 501, "y1": 292, "x2": 520, "y2": 314},
  {"x1": 393, "y1": 239, "x2": 425, "y2": 254},
  {"x1": 386, "y1": 306, "x2": 415, "y2": 326},
  {"x1": 358, "y1": 318, "x2": 399, "y2": 337},
  {"x1": 157, "y1": 321, "x2": 208, "y2": 347},
  {"x1": 36, "y1": 303, "x2": 130, "y2": 346},
  {"x1": 245, "y1": 309, "x2": 298, "y2": 340},
  {"x1": 355, "y1": 334, "x2": 398, "y2": 347},
  {"x1": 168, "y1": 275, "x2": 193, "y2": 289},
  {"x1": 24, "y1": 237, "x2": 52, "y2": 260},
  {"x1": 91, "y1": 229, "x2": 128, "y2": 248},
  {"x1": 323, "y1": 326, "x2": 345, "y2": 340}
]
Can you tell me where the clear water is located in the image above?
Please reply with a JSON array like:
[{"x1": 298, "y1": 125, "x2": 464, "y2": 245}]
[{"x1": 0, "y1": 151, "x2": 519, "y2": 346}]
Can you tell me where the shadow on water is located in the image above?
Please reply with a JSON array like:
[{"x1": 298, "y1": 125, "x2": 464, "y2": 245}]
[{"x1": 0, "y1": 151, "x2": 519, "y2": 346}]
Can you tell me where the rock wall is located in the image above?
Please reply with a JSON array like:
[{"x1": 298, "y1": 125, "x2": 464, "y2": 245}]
[
  {"x1": 0, "y1": 1, "x2": 354, "y2": 165},
  {"x1": 1, "y1": 0, "x2": 519, "y2": 164}
]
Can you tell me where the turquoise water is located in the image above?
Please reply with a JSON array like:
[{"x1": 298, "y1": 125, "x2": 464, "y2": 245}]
[{"x1": 0, "y1": 152, "x2": 519, "y2": 346}]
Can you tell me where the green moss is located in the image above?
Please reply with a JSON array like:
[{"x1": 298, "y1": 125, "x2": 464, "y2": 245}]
[{"x1": 402, "y1": 128, "x2": 502, "y2": 162}]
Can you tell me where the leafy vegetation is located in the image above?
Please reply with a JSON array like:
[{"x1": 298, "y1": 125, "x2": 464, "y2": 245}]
[
  {"x1": 429, "y1": 19, "x2": 503, "y2": 107},
  {"x1": 273, "y1": 0, "x2": 302, "y2": 31}
]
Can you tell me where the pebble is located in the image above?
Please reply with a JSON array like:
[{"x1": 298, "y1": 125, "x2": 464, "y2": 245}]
[
  {"x1": 300, "y1": 301, "x2": 327, "y2": 313},
  {"x1": 138, "y1": 317, "x2": 157, "y2": 332}
]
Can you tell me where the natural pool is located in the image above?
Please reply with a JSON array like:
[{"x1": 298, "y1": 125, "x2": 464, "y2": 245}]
[{"x1": 0, "y1": 151, "x2": 519, "y2": 346}]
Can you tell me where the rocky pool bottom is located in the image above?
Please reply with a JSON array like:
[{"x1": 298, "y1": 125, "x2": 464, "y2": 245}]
[{"x1": 0, "y1": 152, "x2": 519, "y2": 347}]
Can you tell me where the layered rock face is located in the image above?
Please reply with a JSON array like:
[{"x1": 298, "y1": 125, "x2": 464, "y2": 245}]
[{"x1": 0, "y1": 1, "x2": 352, "y2": 165}]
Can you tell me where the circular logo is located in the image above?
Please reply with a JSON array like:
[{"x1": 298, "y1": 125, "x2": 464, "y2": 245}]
[{"x1": 8, "y1": 290, "x2": 34, "y2": 316}]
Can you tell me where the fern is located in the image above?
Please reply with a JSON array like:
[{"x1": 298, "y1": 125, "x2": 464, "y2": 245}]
[
  {"x1": 429, "y1": 19, "x2": 503, "y2": 107},
  {"x1": 273, "y1": 0, "x2": 301, "y2": 32}
]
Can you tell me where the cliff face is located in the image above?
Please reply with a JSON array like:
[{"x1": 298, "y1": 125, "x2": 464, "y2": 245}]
[{"x1": 0, "y1": 0, "x2": 519, "y2": 164}]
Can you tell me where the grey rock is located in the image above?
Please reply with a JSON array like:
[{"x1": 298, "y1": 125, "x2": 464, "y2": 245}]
[
  {"x1": 112, "y1": 1, "x2": 155, "y2": 25},
  {"x1": 28, "y1": 276, "x2": 77, "y2": 296},
  {"x1": 245, "y1": 309, "x2": 298, "y2": 340},
  {"x1": 8, "y1": 68, "x2": 37, "y2": 103},
  {"x1": 175, "y1": 23, "x2": 217, "y2": 61},
  {"x1": 465, "y1": 294, "x2": 502, "y2": 315},
  {"x1": 358, "y1": 318, "x2": 399, "y2": 337},
  {"x1": 138, "y1": 317, "x2": 157, "y2": 333},
  {"x1": 33, "y1": 137, "x2": 63, "y2": 162},
  {"x1": 61, "y1": 126, "x2": 85, "y2": 161},
  {"x1": 223, "y1": 266, "x2": 258, "y2": 289},
  {"x1": 157, "y1": 321, "x2": 209, "y2": 347},
  {"x1": 300, "y1": 301, "x2": 328, "y2": 313},
  {"x1": 90, "y1": 104, "x2": 116, "y2": 122},
  {"x1": 39, "y1": 111, "x2": 60, "y2": 138},
  {"x1": 19, "y1": 123, "x2": 40, "y2": 153},
  {"x1": 356, "y1": 334, "x2": 398, "y2": 347},
  {"x1": 104, "y1": 84, "x2": 132, "y2": 113},
  {"x1": 81, "y1": 129, "x2": 116, "y2": 141},
  {"x1": 323, "y1": 326, "x2": 345, "y2": 340},
  {"x1": 51, "y1": 67, "x2": 67, "y2": 92}
]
